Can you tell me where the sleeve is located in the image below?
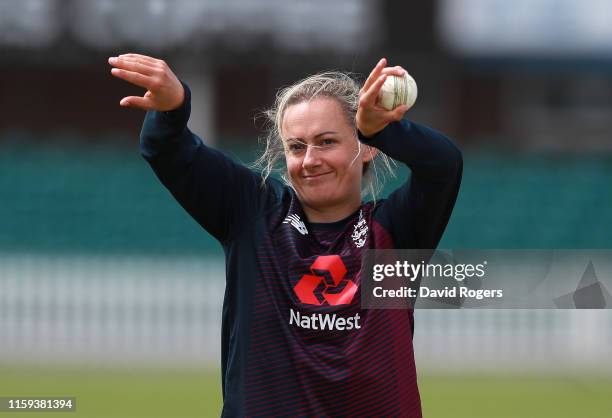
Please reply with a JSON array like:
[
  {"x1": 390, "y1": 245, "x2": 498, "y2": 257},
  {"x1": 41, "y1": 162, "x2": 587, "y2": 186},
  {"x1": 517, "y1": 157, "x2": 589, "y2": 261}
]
[
  {"x1": 359, "y1": 119, "x2": 462, "y2": 249},
  {"x1": 140, "y1": 83, "x2": 274, "y2": 245}
]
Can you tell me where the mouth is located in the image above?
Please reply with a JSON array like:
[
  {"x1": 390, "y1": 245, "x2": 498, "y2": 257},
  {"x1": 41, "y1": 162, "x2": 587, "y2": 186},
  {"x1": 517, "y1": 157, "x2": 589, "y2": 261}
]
[{"x1": 302, "y1": 171, "x2": 333, "y2": 180}]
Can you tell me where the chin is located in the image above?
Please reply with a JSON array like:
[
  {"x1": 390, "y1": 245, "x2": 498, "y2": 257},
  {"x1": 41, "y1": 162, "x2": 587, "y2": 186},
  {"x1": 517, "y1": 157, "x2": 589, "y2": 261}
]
[{"x1": 300, "y1": 188, "x2": 342, "y2": 209}]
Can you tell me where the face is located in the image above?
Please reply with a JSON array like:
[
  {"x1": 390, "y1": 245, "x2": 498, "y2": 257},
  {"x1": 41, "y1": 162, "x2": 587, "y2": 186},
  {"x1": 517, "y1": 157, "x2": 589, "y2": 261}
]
[{"x1": 281, "y1": 97, "x2": 376, "y2": 215}]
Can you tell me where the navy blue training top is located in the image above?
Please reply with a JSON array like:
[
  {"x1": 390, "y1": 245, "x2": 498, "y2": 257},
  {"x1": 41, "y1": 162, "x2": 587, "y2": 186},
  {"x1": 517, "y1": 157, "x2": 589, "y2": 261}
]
[{"x1": 140, "y1": 85, "x2": 462, "y2": 417}]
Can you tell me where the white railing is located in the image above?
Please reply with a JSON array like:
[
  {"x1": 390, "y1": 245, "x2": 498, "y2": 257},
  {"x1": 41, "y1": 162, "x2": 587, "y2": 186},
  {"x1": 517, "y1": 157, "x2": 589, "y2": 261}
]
[
  {"x1": 414, "y1": 309, "x2": 612, "y2": 373},
  {"x1": 0, "y1": 255, "x2": 224, "y2": 366}
]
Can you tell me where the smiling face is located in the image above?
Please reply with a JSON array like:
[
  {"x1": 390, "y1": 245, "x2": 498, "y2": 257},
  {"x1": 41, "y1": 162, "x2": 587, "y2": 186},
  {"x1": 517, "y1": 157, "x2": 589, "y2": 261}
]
[{"x1": 281, "y1": 96, "x2": 376, "y2": 221}]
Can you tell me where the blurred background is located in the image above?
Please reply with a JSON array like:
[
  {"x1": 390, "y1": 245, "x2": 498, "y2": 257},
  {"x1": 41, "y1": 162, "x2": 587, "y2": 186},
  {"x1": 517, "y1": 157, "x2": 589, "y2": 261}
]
[{"x1": 1, "y1": 0, "x2": 611, "y2": 417}]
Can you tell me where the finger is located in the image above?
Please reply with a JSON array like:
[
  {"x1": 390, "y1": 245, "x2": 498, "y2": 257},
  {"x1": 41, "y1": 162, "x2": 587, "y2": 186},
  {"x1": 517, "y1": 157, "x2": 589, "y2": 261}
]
[
  {"x1": 381, "y1": 66, "x2": 406, "y2": 77},
  {"x1": 390, "y1": 104, "x2": 410, "y2": 121},
  {"x1": 109, "y1": 57, "x2": 157, "y2": 76},
  {"x1": 116, "y1": 55, "x2": 161, "y2": 69},
  {"x1": 115, "y1": 56, "x2": 158, "y2": 70},
  {"x1": 118, "y1": 54, "x2": 165, "y2": 72},
  {"x1": 120, "y1": 96, "x2": 155, "y2": 111},
  {"x1": 110, "y1": 67, "x2": 153, "y2": 89},
  {"x1": 119, "y1": 53, "x2": 161, "y2": 66},
  {"x1": 360, "y1": 74, "x2": 387, "y2": 107},
  {"x1": 362, "y1": 58, "x2": 387, "y2": 93}
]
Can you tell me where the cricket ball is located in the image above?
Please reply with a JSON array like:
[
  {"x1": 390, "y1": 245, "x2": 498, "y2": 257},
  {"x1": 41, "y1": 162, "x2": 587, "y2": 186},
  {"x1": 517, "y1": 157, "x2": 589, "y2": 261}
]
[{"x1": 377, "y1": 72, "x2": 418, "y2": 111}]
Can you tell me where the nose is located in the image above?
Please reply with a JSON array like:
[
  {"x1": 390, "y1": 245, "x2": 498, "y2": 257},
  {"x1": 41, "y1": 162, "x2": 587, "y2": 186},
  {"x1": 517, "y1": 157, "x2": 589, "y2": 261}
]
[{"x1": 302, "y1": 144, "x2": 321, "y2": 169}]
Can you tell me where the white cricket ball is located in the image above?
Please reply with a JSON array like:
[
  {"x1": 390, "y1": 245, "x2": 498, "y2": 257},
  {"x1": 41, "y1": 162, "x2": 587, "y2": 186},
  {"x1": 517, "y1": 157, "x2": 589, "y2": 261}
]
[{"x1": 377, "y1": 72, "x2": 418, "y2": 111}]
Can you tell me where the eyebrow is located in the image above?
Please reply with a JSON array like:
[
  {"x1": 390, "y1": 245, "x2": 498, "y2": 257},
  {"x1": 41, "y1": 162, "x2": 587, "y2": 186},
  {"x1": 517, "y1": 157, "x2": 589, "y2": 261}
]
[{"x1": 285, "y1": 131, "x2": 338, "y2": 142}]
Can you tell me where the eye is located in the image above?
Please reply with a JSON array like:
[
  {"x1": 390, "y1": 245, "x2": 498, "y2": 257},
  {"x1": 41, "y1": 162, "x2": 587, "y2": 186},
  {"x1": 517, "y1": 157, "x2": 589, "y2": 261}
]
[
  {"x1": 321, "y1": 138, "x2": 335, "y2": 146},
  {"x1": 287, "y1": 142, "x2": 305, "y2": 152}
]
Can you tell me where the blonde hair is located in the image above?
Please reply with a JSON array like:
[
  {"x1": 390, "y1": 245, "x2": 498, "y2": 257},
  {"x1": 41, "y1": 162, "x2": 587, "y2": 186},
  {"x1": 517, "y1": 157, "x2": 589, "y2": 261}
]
[{"x1": 254, "y1": 71, "x2": 395, "y2": 200}]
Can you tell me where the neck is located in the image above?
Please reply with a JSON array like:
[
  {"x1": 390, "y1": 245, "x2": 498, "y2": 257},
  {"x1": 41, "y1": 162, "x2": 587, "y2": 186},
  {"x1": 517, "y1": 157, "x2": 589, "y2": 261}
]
[{"x1": 302, "y1": 199, "x2": 361, "y2": 223}]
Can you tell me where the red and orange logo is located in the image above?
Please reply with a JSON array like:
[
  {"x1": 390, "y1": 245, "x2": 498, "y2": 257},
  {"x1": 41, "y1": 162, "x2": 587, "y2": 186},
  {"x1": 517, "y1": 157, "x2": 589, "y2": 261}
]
[{"x1": 293, "y1": 255, "x2": 358, "y2": 306}]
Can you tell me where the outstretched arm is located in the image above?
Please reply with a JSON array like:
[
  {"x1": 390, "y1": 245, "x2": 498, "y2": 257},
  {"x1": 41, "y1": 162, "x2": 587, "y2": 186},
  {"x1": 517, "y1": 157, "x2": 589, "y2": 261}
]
[{"x1": 109, "y1": 54, "x2": 272, "y2": 244}]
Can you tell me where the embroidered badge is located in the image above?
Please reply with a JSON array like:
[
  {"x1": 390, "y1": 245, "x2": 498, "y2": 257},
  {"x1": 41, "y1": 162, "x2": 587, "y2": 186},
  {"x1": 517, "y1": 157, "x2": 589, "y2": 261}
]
[{"x1": 351, "y1": 210, "x2": 368, "y2": 248}]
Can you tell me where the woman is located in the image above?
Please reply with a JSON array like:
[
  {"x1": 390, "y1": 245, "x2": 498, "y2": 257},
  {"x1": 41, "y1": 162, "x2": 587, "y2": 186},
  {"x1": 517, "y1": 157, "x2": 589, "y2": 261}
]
[{"x1": 109, "y1": 54, "x2": 462, "y2": 417}]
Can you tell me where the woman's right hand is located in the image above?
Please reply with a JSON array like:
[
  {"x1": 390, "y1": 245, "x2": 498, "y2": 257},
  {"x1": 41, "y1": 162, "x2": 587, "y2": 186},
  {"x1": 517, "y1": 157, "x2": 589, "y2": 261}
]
[
  {"x1": 356, "y1": 58, "x2": 409, "y2": 138},
  {"x1": 108, "y1": 53, "x2": 184, "y2": 111}
]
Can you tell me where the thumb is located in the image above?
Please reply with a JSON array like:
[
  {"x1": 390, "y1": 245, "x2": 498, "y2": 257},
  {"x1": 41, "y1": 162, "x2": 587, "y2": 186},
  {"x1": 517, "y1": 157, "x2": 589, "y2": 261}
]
[{"x1": 120, "y1": 96, "x2": 154, "y2": 111}]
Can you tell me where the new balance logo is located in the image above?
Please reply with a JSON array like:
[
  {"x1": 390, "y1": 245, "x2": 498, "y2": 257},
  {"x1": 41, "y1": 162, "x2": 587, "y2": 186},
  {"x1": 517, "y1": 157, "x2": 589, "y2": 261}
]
[
  {"x1": 293, "y1": 255, "x2": 358, "y2": 306},
  {"x1": 283, "y1": 214, "x2": 308, "y2": 235}
]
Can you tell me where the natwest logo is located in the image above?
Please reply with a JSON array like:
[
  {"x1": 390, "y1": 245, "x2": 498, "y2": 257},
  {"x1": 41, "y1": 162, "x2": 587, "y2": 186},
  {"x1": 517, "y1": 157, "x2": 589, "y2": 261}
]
[{"x1": 293, "y1": 255, "x2": 358, "y2": 306}]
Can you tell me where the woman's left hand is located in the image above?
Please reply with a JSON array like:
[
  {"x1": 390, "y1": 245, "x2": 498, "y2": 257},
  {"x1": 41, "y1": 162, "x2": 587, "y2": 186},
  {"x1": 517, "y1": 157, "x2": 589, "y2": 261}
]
[{"x1": 356, "y1": 58, "x2": 411, "y2": 138}]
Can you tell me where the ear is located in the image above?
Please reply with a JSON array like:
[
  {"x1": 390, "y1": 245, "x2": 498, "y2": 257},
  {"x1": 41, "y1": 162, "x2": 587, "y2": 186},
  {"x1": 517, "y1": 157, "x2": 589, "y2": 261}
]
[{"x1": 361, "y1": 144, "x2": 378, "y2": 164}]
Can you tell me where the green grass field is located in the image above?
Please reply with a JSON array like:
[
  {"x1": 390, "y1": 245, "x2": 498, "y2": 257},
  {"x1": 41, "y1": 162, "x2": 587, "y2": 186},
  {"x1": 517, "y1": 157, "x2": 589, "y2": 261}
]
[{"x1": 1, "y1": 366, "x2": 610, "y2": 417}]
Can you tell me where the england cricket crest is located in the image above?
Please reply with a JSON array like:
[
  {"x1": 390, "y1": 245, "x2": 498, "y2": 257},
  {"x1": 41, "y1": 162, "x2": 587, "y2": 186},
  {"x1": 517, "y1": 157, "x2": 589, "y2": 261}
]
[{"x1": 351, "y1": 210, "x2": 368, "y2": 248}]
